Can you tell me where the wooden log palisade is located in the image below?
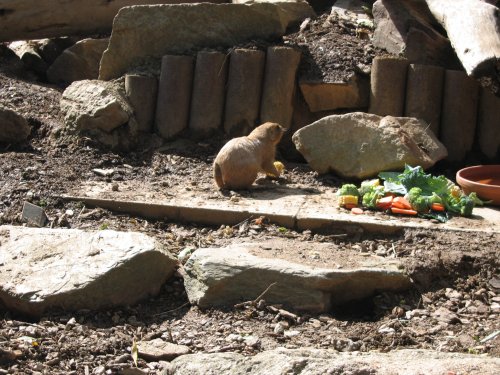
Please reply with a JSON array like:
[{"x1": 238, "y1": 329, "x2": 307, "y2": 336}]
[{"x1": 0, "y1": 0, "x2": 226, "y2": 42}]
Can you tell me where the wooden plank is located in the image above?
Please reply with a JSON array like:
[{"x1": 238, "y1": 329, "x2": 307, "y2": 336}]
[
  {"x1": 0, "y1": 0, "x2": 227, "y2": 42},
  {"x1": 425, "y1": 0, "x2": 500, "y2": 77}
]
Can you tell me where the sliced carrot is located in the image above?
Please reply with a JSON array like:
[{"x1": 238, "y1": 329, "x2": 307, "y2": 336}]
[
  {"x1": 374, "y1": 196, "x2": 393, "y2": 210},
  {"x1": 351, "y1": 207, "x2": 364, "y2": 214},
  {"x1": 391, "y1": 207, "x2": 418, "y2": 215},
  {"x1": 345, "y1": 203, "x2": 358, "y2": 209},
  {"x1": 431, "y1": 203, "x2": 445, "y2": 211},
  {"x1": 392, "y1": 196, "x2": 412, "y2": 210}
]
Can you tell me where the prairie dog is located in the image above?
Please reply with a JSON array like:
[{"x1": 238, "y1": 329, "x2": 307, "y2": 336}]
[{"x1": 213, "y1": 122, "x2": 286, "y2": 190}]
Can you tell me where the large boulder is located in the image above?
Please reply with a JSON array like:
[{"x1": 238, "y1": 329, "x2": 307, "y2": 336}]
[
  {"x1": 182, "y1": 242, "x2": 411, "y2": 313},
  {"x1": 47, "y1": 38, "x2": 109, "y2": 85},
  {"x1": 292, "y1": 112, "x2": 448, "y2": 179},
  {"x1": 0, "y1": 226, "x2": 177, "y2": 318},
  {"x1": 0, "y1": 0, "x2": 221, "y2": 43},
  {"x1": 166, "y1": 348, "x2": 500, "y2": 375},
  {"x1": 99, "y1": 2, "x2": 315, "y2": 80},
  {"x1": 59, "y1": 79, "x2": 140, "y2": 149},
  {"x1": 0, "y1": 106, "x2": 31, "y2": 143}
]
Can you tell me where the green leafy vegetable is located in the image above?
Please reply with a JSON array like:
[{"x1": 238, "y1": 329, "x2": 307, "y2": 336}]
[{"x1": 379, "y1": 165, "x2": 449, "y2": 196}]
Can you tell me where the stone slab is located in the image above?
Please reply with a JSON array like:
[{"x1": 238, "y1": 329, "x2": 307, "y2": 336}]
[
  {"x1": 166, "y1": 347, "x2": 500, "y2": 375},
  {"x1": 182, "y1": 243, "x2": 411, "y2": 311},
  {"x1": 62, "y1": 180, "x2": 500, "y2": 235},
  {"x1": 0, "y1": 225, "x2": 177, "y2": 317}
]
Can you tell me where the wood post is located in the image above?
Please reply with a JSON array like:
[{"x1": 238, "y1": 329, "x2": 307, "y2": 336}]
[
  {"x1": 440, "y1": 70, "x2": 479, "y2": 162},
  {"x1": 260, "y1": 46, "x2": 301, "y2": 129},
  {"x1": 425, "y1": 0, "x2": 500, "y2": 77},
  {"x1": 477, "y1": 88, "x2": 500, "y2": 159},
  {"x1": 125, "y1": 74, "x2": 158, "y2": 133},
  {"x1": 369, "y1": 56, "x2": 409, "y2": 116},
  {"x1": 189, "y1": 51, "x2": 228, "y2": 138},
  {"x1": 404, "y1": 64, "x2": 444, "y2": 136},
  {"x1": 223, "y1": 49, "x2": 265, "y2": 137},
  {"x1": 155, "y1": 55, "x2": 194, "y2": 140}
]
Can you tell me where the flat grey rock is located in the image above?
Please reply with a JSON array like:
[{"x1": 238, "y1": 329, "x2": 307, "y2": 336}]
[
  {"x1": 99, "y1": 2, "x2": 315, "y2": 80},
  {"x1": 166, "y1": 348, "x2": 500, "y2": 375},
  {"x1": 0, "y1": 226, "x2": 177, "y2": 317},
  {"x1": 182, "y1": 242, "x2": 411, "y2": 312}
]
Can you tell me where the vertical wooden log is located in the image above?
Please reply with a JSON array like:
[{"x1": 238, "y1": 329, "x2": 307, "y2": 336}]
[
  {"x1": 369, "y1": 56, "x2": 409, "y2": 116},
  {"x1": 260, "y1": 46, "x2": 301, "y2": 129},
  {"x1": 125, "y1": 74, "x2": 158, "y2": 133},
  {"x1": 189, "y1": 51, "x2": 228, "y2": 138},
  {"x1": 223, "y1": 49, "x2": 265, "y2": 137},
  {"x1": 155, "y1": 55, "x2": 194, "y2": 140},
  {"x1": 440, "y1": 70, "x2": 479, "y2": 162},
  {"x1": 477, "y1": 88, "x2": 500, "y2": 159},
  {"x1": 404, "y1": 64, "x2": 444, "y2": 136}
]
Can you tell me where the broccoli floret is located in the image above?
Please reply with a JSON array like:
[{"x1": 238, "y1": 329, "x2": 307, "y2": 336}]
[
  {"x1": 407, "y1": 187, "x2": 422, "y2": 203},
  {"x1": 460, "y1": 195, "x2": 475, "y2": 217},
  {"x1": 338, "y1": 184, "x2": 360, "y2": 197},
  {"x1": 362, "y1": 186, "x2": 385, "y2": 208},
  {"x1": 406, "y1": 187, "x2": 428, "y2": 212}
]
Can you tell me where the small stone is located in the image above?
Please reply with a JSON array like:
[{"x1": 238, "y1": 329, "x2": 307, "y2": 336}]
[
  {"x1": 432, "y1": 307, "x2": 461, "y2": 324},
  {"x1": 226, "y1": 333, "x2": 244, "y2": 343},
  {"x1": 65, "y1": 317, "x2": 77, "y2": 330},
  {"x1": 243, "y1": 335, "x2": 260, "y2": 348},
  {"x1": 378, "y1": 326, "x2": 395, "y2": 334},
  {"x1": 137, "y1": 338, "x2": 190, "y2": 361},
  {"x1": 92, "y1": 168, "x2": 115, "y2": 177},
  {"x1": 284, "y1": 330, "x2": 300, "y2": 338},
  {"x1": 22, "y1": 201, "x2": 48, "y2": 227},
  {"x1": 445, "y1": 288, "x2": 462, "y2": 300},
  {"x1": 392, "y1": 306, "x2": 405, "y2": 318},
  {"x1": 274, "y1": 322, "x2": 286, "y2": 335}
]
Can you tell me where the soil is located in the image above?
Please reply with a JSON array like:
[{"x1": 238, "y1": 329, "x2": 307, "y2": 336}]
[{"x1": 1, "y1": 3, "x2": 499, "y2": 375}]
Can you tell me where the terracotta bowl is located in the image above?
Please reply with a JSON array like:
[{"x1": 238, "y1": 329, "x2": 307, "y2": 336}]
[{"x1": 456, "y1": 165, "x2": 500, "y2": 205}]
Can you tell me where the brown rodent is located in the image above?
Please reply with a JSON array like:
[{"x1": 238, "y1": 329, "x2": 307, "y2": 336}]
[{"x1": 213, "y1": 122, "x2": 286, "y2": 190}]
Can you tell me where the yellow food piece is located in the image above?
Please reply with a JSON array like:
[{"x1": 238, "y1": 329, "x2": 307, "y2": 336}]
[
  {"x1": 338, "y1": 195, "x2": 359, "y2": 207},
  {"x1": 267, "y1": 161, "x2": 285, "y2": 177},
  {"x1": 450, "y1": 185, "x2": 462, "y2": 198}
]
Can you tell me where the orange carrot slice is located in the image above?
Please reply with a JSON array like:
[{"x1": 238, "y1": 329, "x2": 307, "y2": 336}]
[
  {"x1": 391, "y1": 207, "x2": 418, "y2": 215},
  {"x1": 431, "y1": 203, "x2": 445, "y2": 211},
  {"x1": 392, "y1": 196, "x2": 412, "y2": 210},
  {"x1": 351, "y1": 207, "x2": 364, "y2": 214},
  {"x1": 376, "y1": 196, "x2": 393, "y2": 209}
]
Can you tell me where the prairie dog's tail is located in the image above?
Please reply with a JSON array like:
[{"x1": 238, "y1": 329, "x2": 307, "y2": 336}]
[{"x1": 213, "y1": 162, "x2": 224, "y2": 189}]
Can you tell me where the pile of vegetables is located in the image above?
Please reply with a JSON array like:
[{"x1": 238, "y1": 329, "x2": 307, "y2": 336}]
[{"x1": 337, "y1": 165, "x2": 486, "y2": 222}]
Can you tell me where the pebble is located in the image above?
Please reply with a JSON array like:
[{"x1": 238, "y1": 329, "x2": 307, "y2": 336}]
[
  {"x1": 243, "y1": 335, "x2": 260, "y2": 348},
  {"x1": 284, "y1": 330, "x2": 300, "y2": 338},
  {"x1": 378, "y1": 326, "x2": 395, "y2": 335},
  {"x1": 274, "y1": 322, "x2": 286, "y2": 335}
]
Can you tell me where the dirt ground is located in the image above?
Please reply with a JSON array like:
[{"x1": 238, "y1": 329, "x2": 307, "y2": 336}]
[{"x1": 1, "y1": 4, "x2": 499, "y2": 375}]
